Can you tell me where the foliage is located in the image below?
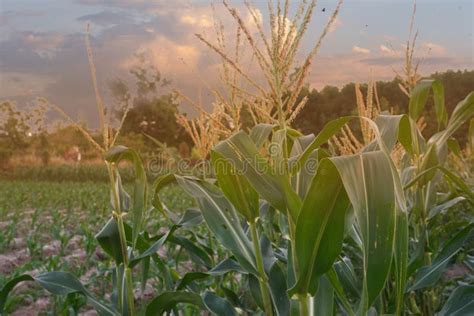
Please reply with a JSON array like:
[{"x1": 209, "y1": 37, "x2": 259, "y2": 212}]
[
  {"x1": 0, "y1": 164, "x2": 135, "y2": 183},
  {"x1": 120, "y1": 95, "x2": 188, "y2": 148},
  {"x1": 1, "y1": 1, "x2": 473, "y2": 315},
  {"x1": 2, "y1": 67, "x2": 473, "y2": 316},
  {"x1": 294, "y1": 70, "x2": 474, "y2": 144},
  {"x1": 0, "y1": 101, "x2": 47, "y2": 150}
]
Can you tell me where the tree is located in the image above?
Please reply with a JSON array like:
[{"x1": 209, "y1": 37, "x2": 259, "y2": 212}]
[{"x1": 108, "y1": 53, "x2": 191, "y2": 149}]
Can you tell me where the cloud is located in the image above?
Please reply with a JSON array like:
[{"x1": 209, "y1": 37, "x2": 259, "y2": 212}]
[
  {"x1": 380, "y1": 44, "x2": 394, "y2": 54},
  {"x1": 78, "y1": 11, "x2": 132, "y2": 27},
  {"x1": 120, "y1": 35, "x2": 201, "y2": 75},
  {"x1": 352, "y1": 45, "x2": 370, "y2": 54},
  {"x1": 421, "y1": 41, "x2": 446, "y2": 57},
  {"x1": 179, "y1": 14, "x2": 213, "y2": 28},
  {"x1": 383, "y1": 34, "x2": 396, "y2": 41},
  {"x1": 309, "y1": 52, "x2": 472, "y2": 90},
  {"x1": 378, "y1": 44, "x2": 403, "y2": 59},
  {"x1": 2, "y1": 1, "x2": 472, "y2": 128},
  {"x1": 22, "y1": 32, "x2": 65, "y2": 56}
]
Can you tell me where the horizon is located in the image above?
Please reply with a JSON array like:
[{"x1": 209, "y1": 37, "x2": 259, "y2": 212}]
[{"x1": 1, "y1": 0, "x2": 473, "y2": 127}]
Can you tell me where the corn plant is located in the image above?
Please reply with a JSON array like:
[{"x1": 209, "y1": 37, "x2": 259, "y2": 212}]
[
  {"x1": 1, "y1": 26, "x2": 156, "y2": 316},
  {"x1": 149, "y1": 79, "x2": 474, "y2": 315},
  {"x1": 1, "y1": 0, "x2": 473, "y2": 314}
]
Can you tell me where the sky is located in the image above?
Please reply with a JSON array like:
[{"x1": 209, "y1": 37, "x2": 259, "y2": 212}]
[{"x1": 0, "y1": 0, "x2": 473, "y2": 127}]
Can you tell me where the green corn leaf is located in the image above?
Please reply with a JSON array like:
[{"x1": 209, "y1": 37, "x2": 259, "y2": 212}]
[
  {"x1": 326, "y1": 268, "x2": 355, "y2": 316},
  {"x1": 289, "y1": 134, "x2": 319, "y2": 198},
  {"x1": 417, "y1": 143, "x2": 439, "y2": 186},
  {"x1": 249, "y1": 123, "x2": 275, "y2": 148},
  {"x1": 176, "y1": 176, "x2": 258, "y2": 275},
  {"x1": 168, "y1": 236, "x2": 213, "y2": 268},
  {"x1": 145, "y1": 291, "x2": 204, "y2": 316},
  {"x1": 105, "y1": 146, "x2": 147, "y2": 247},
  {"x1": 0, "y1": 272, "x2": 118, "y2": 316},
  {"x1": 408, "y1": 223, "x2": 474, "y2": 292},
  {"x1": 429, "y1": 91, "x2": 474, "y2": 148},
  {"x1": 438, "y1": 166, "x2": 474, "y2": 203},
  {"x1": 409, "y1": 80, "x2": 432, "y2": 120},
  {"x1": 428, "y1": 196, "x2": 467, "y2": 220},
  {"x1": 330, "y1": 151, "x2": 397, "y2": 310},
  {"x1": 177, "y1": 208, "x2": 203, "y2": 227},
  {"x1": 150, "y1": 173, "x2": 176, "y2": 216},
  {"x1": 202, "y1": 291, "x2": 238, "y2": 316},
  {"x1": 176, "y1": 272, "x2": 210, "y2": 291},
  {"x1": 291, "y1": 117, "x2": 352, "y2": 174},
  {"x1": 438, "y1": 285, "x2": 474, "y2": 316},
  {"x1": 268, "y1": 263, "x2": 290, "y2": 316},
  {"x1": 334, "y1": 257, "x2": 360, "y2": 299},
  {"x1": 208, "y1": 259, "x2": 247, "y2": 276},
  {"x1": 211, "y1": 150, "x2": 259, "y2": 223},
  {"x1": 406, "y1": 166, "x2": 474, "y2": 203},
  {"x1": 213, "y1": 131, "x2": 301, "y2": 222},
  {"x1": 129, "y1": 226, "x2": 176, "y2": 268},
  {"x1": 408, "y1": 79, "x2": 447, "y2": 128},
  {"x1": 394, "y1": 212, "x2": 409, "y2": 315},
  {"x1": 270, "y1": 128, "x2": 292, "y2": 175},
  {"x1": 365, "y1": 114, "x2": 407, "y2": 152},
  {"x1": 96, "y1": 217, "x2": 131, "y2": 264},
  {"x1": 248, "y1": 274, "x2": 264, "y2": 310},
  {"x1": 289, "y1": 158, "x2": 351, "y2": 297},
  {"x1": 314, "y1": 276, "x2": 334, "y2": 316},
  {"x1": 39, "y1": 272, "x2": 119, "y2": 315},
  {"x1": 0, "y1": 274, "x2": 34, "y2": 313},
  {"x1": 432, "y1": 80, "x2": 448, "y2": 128},
  {"x1": 221, "y1": 287, "x2": 241, "y2": 308}
]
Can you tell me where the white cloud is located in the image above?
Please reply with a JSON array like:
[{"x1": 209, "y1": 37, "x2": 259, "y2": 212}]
[
  {"x1": 379, "y1": 44, "x2": 401, "y2": 57},
  {"x1": 352, "y1": 45, "x2": 370, "y2": 54},
  {"x1": 120, "y1": 35, "x2": 200, "y2": 74},
  {"x1": 180, "y1": 14, "x2": 213, "y2": 28},
  {"x1": 379, "y1": 44, "x2": 392, "y2": 53},
  {"x1": 421, "y1": 42, "x2": 446, "y2": 56}
]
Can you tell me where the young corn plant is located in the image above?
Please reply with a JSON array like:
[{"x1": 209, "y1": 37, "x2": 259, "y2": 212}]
[{"x1": 1, "y1": 25, "x2": 165, "y2": 316}]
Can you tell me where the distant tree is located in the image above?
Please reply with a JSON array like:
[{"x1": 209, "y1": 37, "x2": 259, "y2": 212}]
[
  {"x1": 293, "y1": 69, "x2": 474, "y2": 145},
  {"x1": 121, "y1": 94, "x2": 185, "y2": 147},
  {"x1": 0, "y1": 101, "x2": 32, "y2": 150},
  {"x1": 109, "y1": 53, "x2": 190, "y2": 149}
]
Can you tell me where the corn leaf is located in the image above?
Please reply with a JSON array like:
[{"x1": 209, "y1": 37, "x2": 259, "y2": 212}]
[
  {"x1": 330, "y1": 151, "x2": 397, "y2": 310},
  {"x1": 214, "y1": 131, "x2": 301, "y2": 222},
  {"x1": 289, "y1": 158, "x2": 350, "y2": 297},
  {"x1": 211, "y1": 150, "x2": 259, "y2": 222},
  {"x1": 202, "y1": 291, "x2": 238, "y2": 315},
  {"x1": 105, "y1": 146, "x2": 147, "y2": 247},
  {"x1": 0, "y1": 272, "x2": 118, "y2": 316},
  {"x1": 408, "y1": 223, "x2": 474, "y2": 292},
  {"x1": 145, "y1": 291, "x2": 204, "y2": 316},
  {"x1": 438, "y1": 285, "x2": 474, "y2": 316},
  {"x1": 176, "y1": 176, "x2": 258, "y2": 274}
]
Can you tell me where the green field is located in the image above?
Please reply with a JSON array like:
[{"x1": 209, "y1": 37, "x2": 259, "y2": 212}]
[{"x1": 0, "y1": 180, "x2": 195, "y2": 314}]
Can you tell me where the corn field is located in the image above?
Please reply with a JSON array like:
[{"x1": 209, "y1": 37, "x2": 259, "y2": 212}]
[{"x1": 1, "y1": 1, "x2": 473, "y2": 315}]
